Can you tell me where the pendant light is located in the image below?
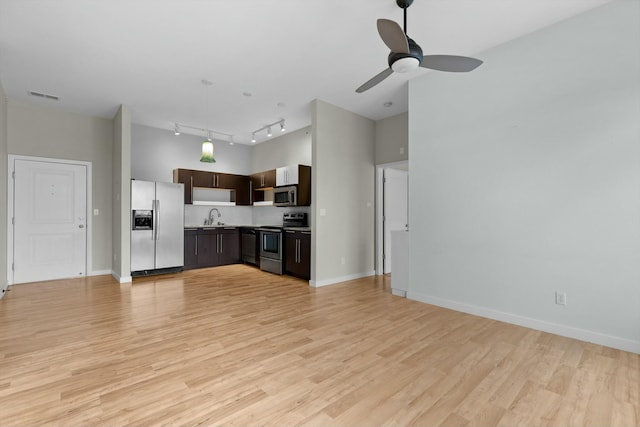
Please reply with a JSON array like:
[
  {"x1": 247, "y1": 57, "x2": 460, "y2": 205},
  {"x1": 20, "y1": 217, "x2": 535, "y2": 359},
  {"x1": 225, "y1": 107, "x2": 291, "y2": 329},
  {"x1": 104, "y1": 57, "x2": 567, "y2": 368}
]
[
  {"x1": 201, "y1": 132, "x2": 215, "y2": 163},
  {"x1": 200, "y1": 80, "x2": 216, "y2": 163}
]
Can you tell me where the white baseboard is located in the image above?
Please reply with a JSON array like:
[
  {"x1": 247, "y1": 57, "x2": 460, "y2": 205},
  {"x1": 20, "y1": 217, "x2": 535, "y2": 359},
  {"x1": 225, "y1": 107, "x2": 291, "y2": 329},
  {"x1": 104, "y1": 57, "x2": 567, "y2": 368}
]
[
  {"x1": 0, "y1": 280, "x2": 8, "y2": 300},
  {"x1": 90, "y1": 270, "x2": 111, "y2": 276},
  {"x1": 407, "y1": 291, "x2": 640, "y2": 355},
  {"x1": 111, "y1": 271, "x2": 132, "y2": 283},
  {"x1": 310, "y1": 270, "x2": 376, "y2": 288}
]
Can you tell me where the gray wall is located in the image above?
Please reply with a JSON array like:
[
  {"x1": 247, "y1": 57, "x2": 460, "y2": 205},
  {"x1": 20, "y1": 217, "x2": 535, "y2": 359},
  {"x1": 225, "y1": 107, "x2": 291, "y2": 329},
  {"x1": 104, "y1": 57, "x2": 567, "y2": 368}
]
[
  {"x1": 376, "y1": 112, "x2": 408, "y2": 165},
  {"x1": 112, "y1": 105, "x2": 131, "y2": 281},
  {"x1": 252, "y1": 126, "x2": 312, "y2": 173},
  {"x1": 132, "y1": 124, "x2": 252, "y2": 182},
  {"x1": 6, "y1": 100, "x2": 113, "y2": 273},
  {"x1": 312, "y1": 99, "x2": 375, "y2": 286},
  {"x1": 0, "y1": 83, "x2": 7, "y2": 292},
  {"x1": 408, "y1": 0, "x2": 640, "y2": 351}
]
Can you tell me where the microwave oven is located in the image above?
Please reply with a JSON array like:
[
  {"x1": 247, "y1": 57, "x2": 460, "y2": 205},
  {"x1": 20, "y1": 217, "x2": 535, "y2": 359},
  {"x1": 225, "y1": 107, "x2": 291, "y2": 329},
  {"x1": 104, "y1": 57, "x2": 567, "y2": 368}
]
[{"x1": 273, "y1": 185, "x2": 297, "y2": 207}]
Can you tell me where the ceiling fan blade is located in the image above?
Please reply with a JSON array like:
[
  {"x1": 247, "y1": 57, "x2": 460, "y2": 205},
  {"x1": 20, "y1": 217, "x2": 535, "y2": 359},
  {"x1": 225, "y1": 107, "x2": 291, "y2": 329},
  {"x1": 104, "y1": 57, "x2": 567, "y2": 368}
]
[
  {"x1": 377, "y1": 19, "x2": 409, "y2": 54},
  {"x1": 356, "y1": 68, "x2": 394, "y2": 93},
  {"x1": 420, "y1": 55, "x2": 483, "y2": 72}
]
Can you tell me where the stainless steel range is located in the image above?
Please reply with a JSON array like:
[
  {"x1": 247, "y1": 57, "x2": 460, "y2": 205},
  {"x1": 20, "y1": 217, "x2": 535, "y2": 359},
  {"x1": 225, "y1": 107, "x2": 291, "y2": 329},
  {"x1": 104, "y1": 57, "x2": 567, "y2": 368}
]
[{"x1": 258, "y1": 213, "x2": 307, "y2": 275}]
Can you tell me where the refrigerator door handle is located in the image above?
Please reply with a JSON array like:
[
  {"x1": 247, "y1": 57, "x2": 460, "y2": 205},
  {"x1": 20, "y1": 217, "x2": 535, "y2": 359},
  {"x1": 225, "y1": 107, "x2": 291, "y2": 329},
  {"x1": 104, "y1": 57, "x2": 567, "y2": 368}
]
[
  {"x1": 154, "y1": 200, "x2": 160, "y2": 240},
  {"x1": 151, "y1": 200, "x2": 156, "y2": 240}
]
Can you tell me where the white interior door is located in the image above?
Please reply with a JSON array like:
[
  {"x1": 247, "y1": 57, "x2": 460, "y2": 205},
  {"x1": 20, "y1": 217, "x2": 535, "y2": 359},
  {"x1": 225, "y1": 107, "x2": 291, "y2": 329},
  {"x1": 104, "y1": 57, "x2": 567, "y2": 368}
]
[
  {"x1": 383, "y1": 168, "x2": 408, "y2": 274},
  {"x1": 13, "y1": 159, "x2": 87, "y2": 284}
]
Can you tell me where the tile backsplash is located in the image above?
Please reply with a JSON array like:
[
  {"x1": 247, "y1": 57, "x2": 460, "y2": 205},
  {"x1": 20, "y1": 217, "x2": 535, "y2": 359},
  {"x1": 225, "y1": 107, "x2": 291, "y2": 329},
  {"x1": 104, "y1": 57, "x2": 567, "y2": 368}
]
[{"x1": 184, "y1": 205, "x2": 311, "y2": 227}]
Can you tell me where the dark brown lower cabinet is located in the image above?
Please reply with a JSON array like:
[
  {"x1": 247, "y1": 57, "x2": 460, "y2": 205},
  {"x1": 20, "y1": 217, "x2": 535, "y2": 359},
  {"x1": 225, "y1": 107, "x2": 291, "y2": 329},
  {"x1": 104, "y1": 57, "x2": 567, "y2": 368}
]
[
  {"x1": 284, "y1": 230, "x2": 311, "y2": 280},
  {"x1": 184, "y1": 228, "x2": 240, "y2": 270},
  {"x1": 218, "y1": 228, "x2": 241, "y2": 265},
  {"x1": 184, "y1": 230, "x2": 199, "y2": 269}
]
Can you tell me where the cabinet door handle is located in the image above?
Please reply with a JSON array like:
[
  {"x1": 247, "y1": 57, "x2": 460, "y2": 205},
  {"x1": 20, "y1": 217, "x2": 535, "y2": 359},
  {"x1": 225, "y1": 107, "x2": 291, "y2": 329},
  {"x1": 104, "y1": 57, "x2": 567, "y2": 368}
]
[
  {"x1": 220, "y1": 234, "x2": 223, "y2": 253},
  {"x1": 195, "y1": 235, "x2": 198, "y2": 256},
  {"x1": 296, "y1": 239, "x2": 300, "y2": 263}
]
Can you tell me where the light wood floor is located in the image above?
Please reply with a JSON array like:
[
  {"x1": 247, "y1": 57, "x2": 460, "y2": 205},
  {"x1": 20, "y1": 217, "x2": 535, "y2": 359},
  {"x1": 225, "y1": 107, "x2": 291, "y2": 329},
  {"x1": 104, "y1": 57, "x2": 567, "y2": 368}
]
[{"x1": 1, "y1": 265, "x2": 638, "y2": 426}]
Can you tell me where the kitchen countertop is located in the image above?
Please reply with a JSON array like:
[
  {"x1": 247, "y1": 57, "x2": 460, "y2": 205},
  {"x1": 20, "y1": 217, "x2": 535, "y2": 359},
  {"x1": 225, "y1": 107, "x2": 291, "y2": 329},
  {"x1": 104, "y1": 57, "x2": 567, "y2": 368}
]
[
  {"x1": 283, "y1": 227, "x2": 311, "y2": 232},
  {"x1": 184, "y1": 224, "x2": 247, "y2": 230},
  {"x1": 184, "y1": 225, "x2": 311, "y2": 232}
]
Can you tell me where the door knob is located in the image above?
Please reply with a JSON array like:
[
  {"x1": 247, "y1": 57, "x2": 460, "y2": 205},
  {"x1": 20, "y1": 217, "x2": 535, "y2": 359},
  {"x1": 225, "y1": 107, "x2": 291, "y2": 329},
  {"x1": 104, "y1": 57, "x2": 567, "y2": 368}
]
[{"x1": 79, "y1": 224, "x2": 85, "y2": 228}]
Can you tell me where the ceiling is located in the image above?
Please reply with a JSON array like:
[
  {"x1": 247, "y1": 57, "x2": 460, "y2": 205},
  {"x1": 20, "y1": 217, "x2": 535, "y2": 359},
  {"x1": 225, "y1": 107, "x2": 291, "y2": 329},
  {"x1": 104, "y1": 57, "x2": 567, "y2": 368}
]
[{"x1": 0, "y1": 0, "x2": 612, "y2": 145}]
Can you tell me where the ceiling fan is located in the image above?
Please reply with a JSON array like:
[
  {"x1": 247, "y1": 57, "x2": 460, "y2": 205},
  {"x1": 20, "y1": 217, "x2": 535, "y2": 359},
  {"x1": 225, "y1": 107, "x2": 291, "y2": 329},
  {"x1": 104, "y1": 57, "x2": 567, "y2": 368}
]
[{"x1": 356, "y1": 0, "x2": 483, "y2": 93}]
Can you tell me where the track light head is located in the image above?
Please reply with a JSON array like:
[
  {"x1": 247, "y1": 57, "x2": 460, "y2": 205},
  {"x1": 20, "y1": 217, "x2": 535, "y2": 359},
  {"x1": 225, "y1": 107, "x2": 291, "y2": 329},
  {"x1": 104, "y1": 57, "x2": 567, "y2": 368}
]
[
  {"x1": 267, "y1": 127, "x2": 272, "y2": 137},
  {"x1": 280, "y1": 121, "x2": 286, "y2": 132},
  {"x1": 251, "y1": 133, "x2": 256, "y2": 143},
  {"x1": 174, "y1": 124, "x2": 180, "y2": 136}
]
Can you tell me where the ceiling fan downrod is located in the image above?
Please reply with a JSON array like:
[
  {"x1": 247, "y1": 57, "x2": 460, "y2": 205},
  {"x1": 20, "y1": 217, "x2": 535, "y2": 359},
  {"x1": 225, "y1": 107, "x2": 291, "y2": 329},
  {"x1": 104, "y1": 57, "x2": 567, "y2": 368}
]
[{"x1": 397, "y1": 0, "x2": 413, "y2": 34}]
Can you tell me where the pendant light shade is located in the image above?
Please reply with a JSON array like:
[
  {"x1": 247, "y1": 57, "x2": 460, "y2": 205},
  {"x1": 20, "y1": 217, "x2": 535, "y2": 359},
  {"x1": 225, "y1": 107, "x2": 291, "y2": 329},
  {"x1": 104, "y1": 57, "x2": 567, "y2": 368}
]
[
  {"x1": 199, "y1": 80, "x2": 216, "y2": 163},
  {"x1": 200, "y1": 139, "x2": 215, "y2": 163}
]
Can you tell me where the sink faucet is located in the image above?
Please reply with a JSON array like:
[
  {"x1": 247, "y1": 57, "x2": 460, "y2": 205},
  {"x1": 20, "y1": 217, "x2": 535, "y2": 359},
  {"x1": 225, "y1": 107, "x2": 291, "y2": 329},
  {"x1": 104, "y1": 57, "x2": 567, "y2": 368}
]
[{"x1": 206, "y1": 208, "x2": 221, "y2": 225}]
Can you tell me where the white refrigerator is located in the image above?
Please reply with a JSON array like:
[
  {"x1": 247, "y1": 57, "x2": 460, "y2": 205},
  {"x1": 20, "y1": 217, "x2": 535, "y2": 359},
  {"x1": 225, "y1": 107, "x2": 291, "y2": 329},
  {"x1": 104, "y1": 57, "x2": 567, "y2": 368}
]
[{"x1": 131, "y1": 180, "x2": 184, "y2": 275}]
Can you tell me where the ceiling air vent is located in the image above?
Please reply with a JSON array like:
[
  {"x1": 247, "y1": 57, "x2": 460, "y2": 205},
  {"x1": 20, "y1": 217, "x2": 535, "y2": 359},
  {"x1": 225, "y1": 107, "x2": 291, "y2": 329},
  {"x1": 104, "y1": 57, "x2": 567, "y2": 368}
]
[{"x1": 27, "y1": 91, "x2": 59, "y2": 101}]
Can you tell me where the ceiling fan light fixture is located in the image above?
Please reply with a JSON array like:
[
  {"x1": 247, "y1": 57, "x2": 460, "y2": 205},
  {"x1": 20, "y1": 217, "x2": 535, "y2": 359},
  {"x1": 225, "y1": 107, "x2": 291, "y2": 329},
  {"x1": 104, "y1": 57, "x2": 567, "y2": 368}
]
[{"x1": 391, "y1": 57, "x2": 420, "y2": 73}]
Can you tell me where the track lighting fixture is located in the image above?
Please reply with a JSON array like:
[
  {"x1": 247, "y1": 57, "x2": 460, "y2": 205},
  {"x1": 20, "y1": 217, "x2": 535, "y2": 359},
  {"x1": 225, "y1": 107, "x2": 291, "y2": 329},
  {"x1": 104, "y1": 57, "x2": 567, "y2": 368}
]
[
  {"x1": 250, "y1": 119, "x2": 286, "y2": 143},
  {"x1": 174, "y1": 109, "x2": 288, "y2": 145}
]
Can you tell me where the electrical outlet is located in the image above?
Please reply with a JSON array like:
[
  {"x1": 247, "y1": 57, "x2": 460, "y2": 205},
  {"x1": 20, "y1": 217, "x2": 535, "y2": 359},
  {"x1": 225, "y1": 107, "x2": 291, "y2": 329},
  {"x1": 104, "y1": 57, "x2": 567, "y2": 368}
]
[
  {"x1": 555, "y1": 292, "x2": 567, "y2": 306},
  {"x1": 400, "y1": 147, "x2": 405, "y2": 155}
]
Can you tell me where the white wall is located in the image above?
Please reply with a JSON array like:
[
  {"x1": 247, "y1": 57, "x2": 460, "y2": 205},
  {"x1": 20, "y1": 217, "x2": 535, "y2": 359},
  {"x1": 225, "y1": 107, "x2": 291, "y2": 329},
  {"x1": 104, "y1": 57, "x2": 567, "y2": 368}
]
[
  {"x1": 0, "y1": 83, "x2": 7, "y2": 293},
  {"x1": 6, "y1": 100, "x2": 114, "y2": 274},
  {"x1": 408, "y1": 0, "x2": 640, "y2": 352},
  {"x1": 252, "y1": 126, "x2": 311, "y2": 173},
  {"x1": 376, "y1": 112, "x2": 408, "y2": 165},
  {"x1": 311, "y1": 100, "x2": 375, "y2": 286},
  {"x1": 131, "y1": 124, "x2": 252, "y2": 182}
]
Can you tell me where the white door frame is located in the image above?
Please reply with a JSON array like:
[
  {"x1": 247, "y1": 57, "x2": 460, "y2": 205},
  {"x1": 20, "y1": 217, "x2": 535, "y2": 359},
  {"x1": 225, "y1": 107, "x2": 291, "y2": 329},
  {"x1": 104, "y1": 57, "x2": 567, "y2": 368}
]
[
  {"x1": 7, "y1": 155, "x2": 93, "y2": 285},
  {"x1": 375, "y1": 160, "x2": 408, "y2": 275}
]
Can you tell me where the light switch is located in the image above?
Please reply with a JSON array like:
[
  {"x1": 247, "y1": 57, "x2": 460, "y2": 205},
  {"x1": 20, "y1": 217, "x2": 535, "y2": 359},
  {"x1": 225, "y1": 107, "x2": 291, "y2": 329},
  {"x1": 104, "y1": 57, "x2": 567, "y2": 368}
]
[
  {"x1": 320, "y1": 208, "x2": 327, "y2": 217},
  {"x1": 93, "y1": 209, "x2": 99, "y2": 216}
]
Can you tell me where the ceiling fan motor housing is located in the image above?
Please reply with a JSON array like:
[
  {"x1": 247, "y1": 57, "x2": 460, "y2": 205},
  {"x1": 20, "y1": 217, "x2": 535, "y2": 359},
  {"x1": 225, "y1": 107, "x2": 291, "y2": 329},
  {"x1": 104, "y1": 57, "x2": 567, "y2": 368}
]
[{"x1": 388, "y1": 37, "x2": 423, "y2": 72}]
